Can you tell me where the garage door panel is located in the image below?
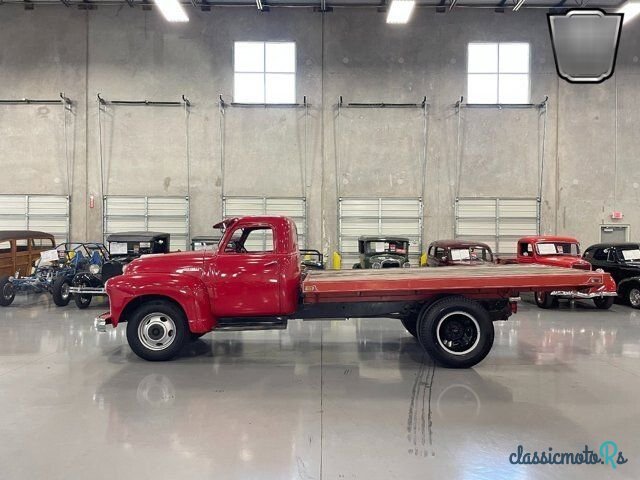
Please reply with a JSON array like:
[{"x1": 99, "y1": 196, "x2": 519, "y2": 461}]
[
  {"x1": 339, "y1": 197, "x2": 423, "y2": 268},
  {"x1": 0, "y1": 195, "x2": 69, "y2": 243},
  {"x1": 456, "y1": 198, "x2": 539, "y2": 255},
  {"x1": 103, "y1": 196, "x2": 189, "y2": 252},
  {"x1": 223, "y1": 196, "x2": 307, "y2": 248}
]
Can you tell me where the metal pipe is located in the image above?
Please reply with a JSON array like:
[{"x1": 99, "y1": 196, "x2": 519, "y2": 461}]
[{"x1": 97, "y1": 93, "x2": 187, "y2": 106}]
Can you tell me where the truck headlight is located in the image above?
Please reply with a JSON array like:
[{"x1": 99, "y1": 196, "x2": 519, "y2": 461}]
[
  {"x1": 89, "y1": 264, "x2": 101, "y2": 275},
  {"x1": 372, "y1": 262, "x2": 381, "y2": 269}
]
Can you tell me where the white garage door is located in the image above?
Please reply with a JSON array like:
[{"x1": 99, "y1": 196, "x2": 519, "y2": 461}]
[
  {"x1": 455, "y1": 197, "x2": 539, "y2": 255},
  {"x1": 223, "y1": 196, "x2": 307, "y2": 249},
  {"x1": 339, "y1": 197, "x2": 423, "y2": 268},
  {"x1": 0, "y1": 195, "x2": 70, "y2": 244},
  {"x1": 103, "y1": 196, "x2": 190, "y2": 251}
]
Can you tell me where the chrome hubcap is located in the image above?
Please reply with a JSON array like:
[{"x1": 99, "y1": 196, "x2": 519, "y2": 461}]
[
  {"x1": 436, "y1": 311, "x2": 481, "y2": 356},
  {"x1": 2, "y1": 283, "x2": 13, "y2": 299},
  {"x1": 630, "y1": 289, "x2": 640, "y2": 307},
  {"x1": 138, "y1": 313, "x2": 176, "y2": 351}
]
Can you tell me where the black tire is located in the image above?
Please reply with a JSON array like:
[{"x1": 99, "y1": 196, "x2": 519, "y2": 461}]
[
  {"x1": 401, "y1": 316, "x2": 418, "y2": 338},
  {"x1": 352, "y1": 263, "x2": 361, "y2": 269},
  {"x1": 126, "y1": 300, "x2": 189, "y2": 361},
  {"x1": 0, "y1": 276, "x2": 15, "y2": 307},
  {"x1": 627, "y1": 286, "x2": 640, "y2": 309},
  {"x1": 534, "y1": 291, "x2": 558, "y2": 309},
  {"x1": 593, "y1": 296, "x2": 614, "y2": 310},
  {"x1": 417, "y1": 296, "x2": 494, "y2": 369},
  {"x1": 191, "y1": 332, "x2": 206, "y2": 341},
  {"x1": 74, "y1": 285, "x2": 93, "y2": 309},
  {"x1": 52, "y1": 276, "x2": 72, "y2": 307}
]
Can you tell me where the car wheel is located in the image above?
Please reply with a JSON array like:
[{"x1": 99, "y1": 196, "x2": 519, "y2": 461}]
[
  {"x1": 593, "y1": 296, "x2": 614, "y2": 310},
  {"x1": 352, "y1": 263, "x2": 361, "y2": 269},
  {"x1": 400, "y1": 316, "x2": 418, "y2": 338},
  {"x1": 628, "y1": 287, "x2": 640, "y2": 309},
  {"x1": 534, "y1": 291, "x2": 558, "y2": 309},
  {"x1": 126, "y1": 300, "x2": 189, "y2": 361},
  {"x1": 74, "y1": 284, "x2": 92, "y2": 309},
  {"x1": 52, "y1": 276, "x2": 72, "y2": 307},
  {"x1": 0, "y1": 276, "x2": 15, "y2": 307},
  {"x1": 416, "y1": 296, "x2": 494, "y2": 368}
]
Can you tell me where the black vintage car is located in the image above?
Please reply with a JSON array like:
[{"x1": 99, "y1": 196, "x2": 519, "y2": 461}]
[
  {"x1": 69, "y1": 232, "x2": 170, "y2": 309},
  {"x1": 583, "y1": 242, "x2": 640, "y2": 308},
  {"x1": 352, "y1": 236, "x2": 411, "y2": 269}
]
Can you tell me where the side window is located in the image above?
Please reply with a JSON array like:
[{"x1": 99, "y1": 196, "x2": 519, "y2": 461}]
[
  {"x1": 519, "y1": 242, "x2": 532, "y2": 256},
  {"x1": 224, "y1": 227, "x2": 274, "y2": 254},
  {"x1": 32, "y1": 238, "x2": 55, "y2": 249},
  {"x1": 0, "y1": 241, "x2": 11, "y2": 254},
  {"x1": 428, "y1": 246, "x2": 433, "y2": 257},
  {"x1": 593, "y1": 249, "x2": 607, "y2": 261},
  {"x1": 16, "y1": 239, "x2": 29, "y2": 252},
  {"x1": 435, "y1": 247, "x2": 445, "y2": 259}
]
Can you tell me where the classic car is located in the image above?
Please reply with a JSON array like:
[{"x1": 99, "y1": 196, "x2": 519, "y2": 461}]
[
  {"x1": 426, "y1": 240, "x2": 494, "y2": 267},
  {"x1": 69, "y1": 232, "x2": 170, "y2": 308},
  {"x1": 514, "y1": 235, "x2": 616, "y2": 309},
  {"x1": 583, "y1": 242, "x2": 640, "y2": 308},
  {"x1": 0, "y1": 230, "x2": 56, "y2": 279},
  {"x1": 0, "y1": 242, "x2": 108, "y2": 307},
  {"x1": 352, "y1": 236, "x2": 411, "y2": 269}
]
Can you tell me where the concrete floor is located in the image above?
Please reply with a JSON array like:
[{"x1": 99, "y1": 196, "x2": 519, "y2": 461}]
[{"x1": 0, "y1": 295, "x2": 639, "y2": 480}]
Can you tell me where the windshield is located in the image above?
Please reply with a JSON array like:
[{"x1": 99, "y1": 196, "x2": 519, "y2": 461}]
[
  {"x1": 536, "y1": 242, "x2": 580, "y2": 256},
  {"x1": 619, "y1": 247, "x2": 640, "y2": 262},
  {"x1": 364, "y1": 240, "x2": 408, "y2": 255},
  {"x1": 450, "y1": 246, "x2": 493, "y2": 262}
]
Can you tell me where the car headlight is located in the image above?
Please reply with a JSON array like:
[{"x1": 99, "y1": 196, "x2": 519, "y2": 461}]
[
  {"x1": 89, "y1": 264, "x2": 101, "y2": 275},
  {"x1": 403, "y1": 262, "x2": 411, "y2": 268},
  {"x1": 372, "y1": 262, "x2": 381, "y2": 269}
]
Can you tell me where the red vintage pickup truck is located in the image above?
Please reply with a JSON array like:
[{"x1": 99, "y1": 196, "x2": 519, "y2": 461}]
[
  {"x1": 498, "y1": 235, "x2": 617, "y2": 309},
  {"x1": 95, "y1": 217, "x2": 617, "y2": 368}
]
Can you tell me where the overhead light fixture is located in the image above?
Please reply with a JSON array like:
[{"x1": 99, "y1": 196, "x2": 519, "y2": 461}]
[
  {"x1": 153, "y1": 0, "x2": 189, "y2": 22},
  {"x1": 513, "y1": 0, "x2": 526, "y2": 11},
  {"x1": 386, "y1": 0, "x2": 416, "y2": 24},
  {"x1": 619, "y1": 0, "x2": 640, "y2": 24}
]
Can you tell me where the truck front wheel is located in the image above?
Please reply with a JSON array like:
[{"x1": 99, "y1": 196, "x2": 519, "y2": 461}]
[
  {"x1": 417, "y1": 296, "x2": 494, "y2": 369},
  {"x1": 126, "y1": 300, "x2": 189, "y2": 361}
]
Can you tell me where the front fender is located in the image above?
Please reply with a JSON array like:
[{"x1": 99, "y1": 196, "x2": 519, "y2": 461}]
[
  {"x1": 105, "y1": 273, "x2": 213, "y2": 333},
  {"x1": 618, "y1": 276, "x2": 640, "y2": 291}
]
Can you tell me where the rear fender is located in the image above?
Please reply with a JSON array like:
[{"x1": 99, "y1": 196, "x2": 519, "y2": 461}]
[
  {"x1": 106, "y1": 273, "x2": 214, "y2": 333},
  {"x1": 618, "y1": 276, "x2": 640, "y2": 293}
]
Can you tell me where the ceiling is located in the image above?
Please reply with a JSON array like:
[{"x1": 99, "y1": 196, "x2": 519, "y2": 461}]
[{"x1": 0, "y1": 0, "x2": 625, "y2": 10}]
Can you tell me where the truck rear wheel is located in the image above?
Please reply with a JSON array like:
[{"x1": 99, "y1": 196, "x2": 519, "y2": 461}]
[
  {"x1": 126, "y1": 300, "x2": 189, "y2": 361},
  {"x1": 534, "y1": 291, "x2": 557, "y2": 309},
  {"x1": 417, "y1": 296, "x2": 494, "y2": 369}
]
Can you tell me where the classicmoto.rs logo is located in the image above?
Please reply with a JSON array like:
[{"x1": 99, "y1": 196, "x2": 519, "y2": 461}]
[{"x1": 509, "y1": 441, "x2": 628, "y2": 470}]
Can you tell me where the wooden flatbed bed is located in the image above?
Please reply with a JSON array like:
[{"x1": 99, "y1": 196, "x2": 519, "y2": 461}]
[{"x1": 302, "y1": 264, "x2": 610, "y2": 303}]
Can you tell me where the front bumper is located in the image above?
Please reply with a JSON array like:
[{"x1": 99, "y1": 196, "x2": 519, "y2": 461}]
[
  {"x1": 94, "y1": 312, "x2": 112, "y2": 333},
  {"x1": 70, "y1": 286, "x2": 106, "y2": 296},
  {"x1": 550, "y1": 290, "x2": 618, "y2": 299}
]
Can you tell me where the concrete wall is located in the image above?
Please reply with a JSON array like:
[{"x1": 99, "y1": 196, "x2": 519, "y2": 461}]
[{"x1": 0, "y1": 5, "x2": 637, "y2": 259}]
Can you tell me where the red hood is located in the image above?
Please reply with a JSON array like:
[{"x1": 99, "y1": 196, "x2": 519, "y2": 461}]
[
  {"x1": 536, "y1": 255, "x2": 591, "y2": 269},
  {"x1": 125, "y1": 251, "x2": 208, "y2": 275}
]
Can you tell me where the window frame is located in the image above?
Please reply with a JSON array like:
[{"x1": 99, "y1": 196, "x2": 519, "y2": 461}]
[
  {"x1": 221, "y1": 225, "x2": 276, "y2": 255},
  {"x1": 233, "y1": 41, "x2": 297, "y2": 105},
  {"x1": 466, "y1": 41, "x2": 531, "y2": 105}
]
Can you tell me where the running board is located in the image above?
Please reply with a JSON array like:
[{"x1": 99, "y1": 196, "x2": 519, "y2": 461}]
[{"x1": 215, "y1": 317, "x2": 288, "y2": 331}]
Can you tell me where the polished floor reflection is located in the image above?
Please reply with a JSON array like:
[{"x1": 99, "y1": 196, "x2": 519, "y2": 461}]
[{"x1": 1, "y1": 294, "x2": 639, "y2": 479}]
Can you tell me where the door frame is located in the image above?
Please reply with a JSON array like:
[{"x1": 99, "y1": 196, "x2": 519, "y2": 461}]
[{"x1": 600, "y1": 224, "x2": 630, "y2": 243}]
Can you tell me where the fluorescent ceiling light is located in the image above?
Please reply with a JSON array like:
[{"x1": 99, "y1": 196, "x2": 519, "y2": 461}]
[
  {"x1": 619, "y1": 0, "x2": 640, "y2": 24},
  {"x1": 153, "y1": 0, "x2": 189, "y2": 22},
  {"x1": 386, "y1": 0, "x2": 416, "y2": 24}
]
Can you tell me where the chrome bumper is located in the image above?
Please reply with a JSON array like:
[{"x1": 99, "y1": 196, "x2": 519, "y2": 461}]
[
  {"x1": 550, "y1": 291, "x2": 618, "y2": 299},
  {"x1": 69, "y1": 286, "x2": 106, "y2": 295},
  {"x1": 94, "y1": 315, "x2": 108, "y2": 333}
]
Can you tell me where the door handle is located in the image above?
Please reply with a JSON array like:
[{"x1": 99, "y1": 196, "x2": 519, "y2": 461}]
[{"x1": 264, "y1": 260, "x2": 278, "y2": 267}]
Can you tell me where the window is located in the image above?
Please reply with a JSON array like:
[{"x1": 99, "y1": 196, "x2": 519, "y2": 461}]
[
  {"x1": 224, "y1": 227, "x2": 274, "y2": 254},
  {"x1": 16, "y1": 239, "x2": 29, "y2": 252},
  {"x1": 467, "y1": 42, "x2": 530, "y2": 104},
  {"x1": 32, "y1": 238, "x2": 55, "y2": 249},
  {"x1": 234, "y1": 42, "x2": 296, "y2": 104},
  {"x1": 0, "y1": 241, "x2": 11, "y2": 254}
]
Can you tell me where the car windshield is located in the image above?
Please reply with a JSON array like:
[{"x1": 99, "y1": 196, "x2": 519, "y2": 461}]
[
  {"x1": 364, "y1": 240, "x2": 408, "y2": 254},
  {"x1": 450, "y1": 246, "x2": 493, "y2": 262},
  {"x1": 536, "y1": 242, "x2": 580, "y2": 256},
  {"x1": 619, "y1": 247, "x2": 640, "y2": 262}
]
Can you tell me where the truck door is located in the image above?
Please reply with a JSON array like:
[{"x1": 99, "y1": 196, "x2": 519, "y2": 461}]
[{"x1": 212, "y1": 225, "x2": 282, "y2": 317}]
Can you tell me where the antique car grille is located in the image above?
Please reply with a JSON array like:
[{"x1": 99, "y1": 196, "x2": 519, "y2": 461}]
[{"x1": 381, "y1": 260, "x2": 401, "y2": 268}]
